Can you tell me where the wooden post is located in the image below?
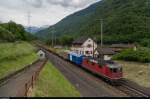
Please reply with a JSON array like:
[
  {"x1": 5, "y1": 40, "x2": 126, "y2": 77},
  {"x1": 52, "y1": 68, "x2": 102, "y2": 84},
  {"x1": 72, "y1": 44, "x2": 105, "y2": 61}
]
[
  {"x1": 34, "y1": 72, "x2": 37, "y2": 86},
  {"x1": 25, "y1": 83, "x2": 28, "y2": 97},
  {"x1": 32, "y1": 76, "x2": 34, "y2": 89}
]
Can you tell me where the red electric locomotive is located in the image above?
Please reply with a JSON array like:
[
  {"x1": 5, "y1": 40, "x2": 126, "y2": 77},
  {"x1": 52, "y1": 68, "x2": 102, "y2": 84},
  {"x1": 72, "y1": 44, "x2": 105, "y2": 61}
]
[
  {"x1": 68, "y1": 52, "x2": 123, "y2": 84},
  {"x1": 82, "y1": 58, "x2": 123, "y2": 83}
]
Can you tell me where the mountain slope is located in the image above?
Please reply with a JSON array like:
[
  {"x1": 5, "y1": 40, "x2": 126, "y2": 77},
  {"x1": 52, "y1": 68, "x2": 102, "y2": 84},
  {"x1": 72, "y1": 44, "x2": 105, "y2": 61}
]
[
  {"x1": 36, "y1": 0, "x2": 150, "y2": 44},
  {"x1": 25, "y1": 25, "x2": 49, "y2": 34}
]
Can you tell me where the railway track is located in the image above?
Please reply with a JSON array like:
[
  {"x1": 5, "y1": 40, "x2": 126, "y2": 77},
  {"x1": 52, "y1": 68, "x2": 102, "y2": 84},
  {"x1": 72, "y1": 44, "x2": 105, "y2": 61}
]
[
  {"x1": 116, "y1": 79, "x2": 150, "y2": 97},
  {"x1": 37, "y1": 44, "x2": 150, "y2": 97}
]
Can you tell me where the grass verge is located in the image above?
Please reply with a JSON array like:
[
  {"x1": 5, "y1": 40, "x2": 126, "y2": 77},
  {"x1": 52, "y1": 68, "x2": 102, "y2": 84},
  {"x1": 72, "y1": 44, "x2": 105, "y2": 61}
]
[
  {"x1": 0, "y1": 41, "x2": 38, "y2": 78},
  {"x1": 32, "y1": 62, "x2": 81, "y2": 97}
]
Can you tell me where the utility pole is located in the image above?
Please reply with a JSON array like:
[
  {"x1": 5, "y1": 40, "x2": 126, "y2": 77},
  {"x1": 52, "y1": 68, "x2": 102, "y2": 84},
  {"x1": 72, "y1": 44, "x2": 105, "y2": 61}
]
[
  {"x1": 27, "y1": 11, "x2": 31, "y2": 33},
  {"x1": 51, "y1": 27, "x2": 55, "y2": 47},
  {"x1": 55, "y1": 34, "x2": 57, "y2": 46},
  {"x1": 93, "y1": 37, "x2": 96, "y2": 58},
  {"x1": 51, "y1": 31, "x2": 54, "y2": 47},
  {"x1": 100, "y1": 19, "x2": 103, "y2": 47}
]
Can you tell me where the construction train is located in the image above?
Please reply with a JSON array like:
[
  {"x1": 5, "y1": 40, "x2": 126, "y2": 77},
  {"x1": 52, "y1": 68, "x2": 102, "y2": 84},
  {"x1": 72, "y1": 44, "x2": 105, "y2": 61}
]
[
  {"x1": 38, "y1": 44, "x2": 123, "y2": 85},
  {"x1": 67, "y1": 52, "x2": 123, "y2": 84}
]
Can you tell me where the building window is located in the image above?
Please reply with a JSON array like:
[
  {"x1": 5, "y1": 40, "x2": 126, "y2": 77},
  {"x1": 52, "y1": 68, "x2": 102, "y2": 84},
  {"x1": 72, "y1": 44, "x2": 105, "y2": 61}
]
[
  {"x1": 87, "y1": 44, "x2": 92, "y2": 48},
  {"x1": 86, "y1": 51, "x2": 89, "y2": 54},
  {"x1": 91, "y1": 51, "x2": 93, "y2": 54},
  {"x1": 76, "y1": 50, "x2": 77, "y2": 53},
  {"x1": 82, "y1": 51, "x2": 84, "y2": 55}
]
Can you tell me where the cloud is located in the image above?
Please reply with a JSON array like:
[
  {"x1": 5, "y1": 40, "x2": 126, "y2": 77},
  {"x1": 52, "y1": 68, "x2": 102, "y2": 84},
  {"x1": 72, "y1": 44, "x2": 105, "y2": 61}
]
[
  {"x1": 24, "y1": 0, "x2": 43, "y2": 8},
  {"x1": 0, "y1": 0, "x2": 100, "y2": 27},
  {"x1": 0, "y1": 0, "x2": 99, "y2": 9},
  {"x1": 46, "y1": 0, "x2": 96, "y2": 8}
]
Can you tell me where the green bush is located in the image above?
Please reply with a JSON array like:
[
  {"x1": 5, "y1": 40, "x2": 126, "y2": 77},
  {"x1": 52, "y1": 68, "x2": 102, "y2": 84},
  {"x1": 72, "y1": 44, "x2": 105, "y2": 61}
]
[
  {"x1": 113, "y1": 48, "x2": 150, "y2": 63},
  {"x1": 0, "y1": 26, "x2": 15, "y2": 42},
  {"x1": 139, "y1": 39, "x2": 150, "y2": 48}
]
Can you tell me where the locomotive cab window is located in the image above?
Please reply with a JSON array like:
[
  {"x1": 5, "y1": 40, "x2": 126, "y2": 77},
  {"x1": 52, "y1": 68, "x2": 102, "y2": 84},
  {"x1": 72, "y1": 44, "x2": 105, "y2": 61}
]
[
  {"x1": 111, "y1": 68, "x2": 118, "y2": 73},
  {"x1": 113, "y1": 68, "x2": 118, "y2": 73}
]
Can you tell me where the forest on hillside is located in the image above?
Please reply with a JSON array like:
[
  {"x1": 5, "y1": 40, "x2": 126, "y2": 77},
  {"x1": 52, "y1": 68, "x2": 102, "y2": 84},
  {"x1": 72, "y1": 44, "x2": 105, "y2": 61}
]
[{"x1": 36, "y1": 0, "x2": 150, "y2": 47}]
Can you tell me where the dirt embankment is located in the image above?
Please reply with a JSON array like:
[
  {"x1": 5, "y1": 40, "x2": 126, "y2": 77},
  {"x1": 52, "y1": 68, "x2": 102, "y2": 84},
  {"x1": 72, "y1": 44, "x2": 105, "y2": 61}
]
[{"x1": 116, "y1": 61, "x2": 150, "y2": 88}]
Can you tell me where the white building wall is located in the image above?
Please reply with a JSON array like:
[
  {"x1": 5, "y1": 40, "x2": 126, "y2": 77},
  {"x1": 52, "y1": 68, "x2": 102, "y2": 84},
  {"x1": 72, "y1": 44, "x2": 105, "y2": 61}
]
[
  {"x1": 104, "y1": 55, "x2": 112, "y2": 61},
  {"x1": 82, "y1": 38, "x2": 97, "y2": 56},
  {"x1": 95, "y1": 51, "x2": 113, "y2": 61},
  {"x1": 71, "y1": 38, "x2": 98, "y2": 57}
]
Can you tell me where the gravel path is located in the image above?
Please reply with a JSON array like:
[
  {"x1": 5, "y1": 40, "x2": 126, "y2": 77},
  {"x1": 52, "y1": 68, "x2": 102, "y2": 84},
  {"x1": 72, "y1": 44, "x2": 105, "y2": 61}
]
[
  {"x1": 0, "y1": 60, "x2": 46, "y2": 97},
  {"x1": 44, "y1": 49, "x2": 128, "y2": 97}
]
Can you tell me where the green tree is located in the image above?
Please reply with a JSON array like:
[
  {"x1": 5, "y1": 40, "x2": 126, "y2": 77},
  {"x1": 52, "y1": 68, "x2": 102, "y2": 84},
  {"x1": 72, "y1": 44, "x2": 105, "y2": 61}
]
[{"x1": 59, "y1": 35, "x2": 74, "y2": 46}]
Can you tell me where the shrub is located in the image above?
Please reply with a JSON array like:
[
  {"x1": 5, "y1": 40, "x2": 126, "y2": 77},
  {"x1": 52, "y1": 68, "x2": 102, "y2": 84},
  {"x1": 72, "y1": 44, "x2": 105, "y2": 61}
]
[
  {"x1": 113, "y1": 48, "x2": 150, "y2": 63},
  {"x1": 140, "y1": 39, "x2": 150, "y2": 48}
]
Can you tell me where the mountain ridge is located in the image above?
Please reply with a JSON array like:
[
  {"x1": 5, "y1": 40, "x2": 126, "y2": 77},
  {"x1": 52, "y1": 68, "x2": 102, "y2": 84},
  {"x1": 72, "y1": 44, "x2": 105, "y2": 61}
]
[
  {"x1": 25, "y1": 25, "x2": 49, "y2": 34},
  {"x1": 36, "y1": 0, "x2": 150, "y2": 45}
]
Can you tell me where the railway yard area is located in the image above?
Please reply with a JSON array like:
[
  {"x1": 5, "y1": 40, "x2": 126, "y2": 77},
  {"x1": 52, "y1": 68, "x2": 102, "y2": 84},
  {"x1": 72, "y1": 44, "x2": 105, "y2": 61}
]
[
  {"x1": 0, "y1": 44, "x2": 150, "y2": 97},
  {"x1": 38, "y1": 45, "x2": 150, "y2": 97},
  {"x1": 51, "y1": 47, "x2": 150, "y2": 88}
]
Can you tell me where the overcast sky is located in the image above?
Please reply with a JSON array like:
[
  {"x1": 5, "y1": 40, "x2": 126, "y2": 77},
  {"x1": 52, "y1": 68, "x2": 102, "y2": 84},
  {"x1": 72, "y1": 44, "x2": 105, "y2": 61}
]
[{"x1": 0, "y1": 0, "x2": 100, "y2": 27}]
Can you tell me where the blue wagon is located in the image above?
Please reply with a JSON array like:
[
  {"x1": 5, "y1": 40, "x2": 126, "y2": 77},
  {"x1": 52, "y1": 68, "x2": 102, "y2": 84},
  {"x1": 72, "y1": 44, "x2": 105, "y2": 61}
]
[{"x1": 68, "y1": 52, "x2": 84, "y2": 65}]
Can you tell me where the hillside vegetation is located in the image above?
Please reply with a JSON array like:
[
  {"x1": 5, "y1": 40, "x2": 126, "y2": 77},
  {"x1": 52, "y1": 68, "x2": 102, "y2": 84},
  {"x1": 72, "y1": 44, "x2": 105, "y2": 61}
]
[
  {"x1": 36, "y1": 0, "x2": 150, "y2": 45},
  {"x1": 0, "y1": 42, "x2": 38, "y2": 78},
  {"x1": 113, "y1": 48, "x2": 150, "y2": 63},
  {"x1": 0, "y1": 26, "x2": 15, "y2": 42},
  {"x1": 0, "y1": 21, "x2": 36, "y2": 42}
]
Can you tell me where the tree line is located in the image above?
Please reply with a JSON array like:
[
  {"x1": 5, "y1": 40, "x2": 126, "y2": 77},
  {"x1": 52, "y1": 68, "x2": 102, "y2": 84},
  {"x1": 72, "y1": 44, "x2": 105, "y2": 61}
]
[{"x1": 0, "y1": 21, "x2": 37, "y2": 42}]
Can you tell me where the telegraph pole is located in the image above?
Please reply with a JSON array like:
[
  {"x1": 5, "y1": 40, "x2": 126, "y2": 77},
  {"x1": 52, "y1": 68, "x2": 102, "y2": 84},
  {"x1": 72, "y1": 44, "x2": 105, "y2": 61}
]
[
  {"x1": 93, "y1": 37, "x2": 96, "y2": 58},
  {"x1": 51, "y1": 31, "x2": 54, "y2": 47},
  {"x1": 55, "y1": 34, "x2": 57, "y2": 46},
  {"x1": 100, "y1": 19, "x2": 103, "y2": 47},
  {"x1": 27, "y1": 11, "x2": 31, "y2": 33},
  {"x1": 51, "y1": 27, "x2": 55, "y2": 47}
]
